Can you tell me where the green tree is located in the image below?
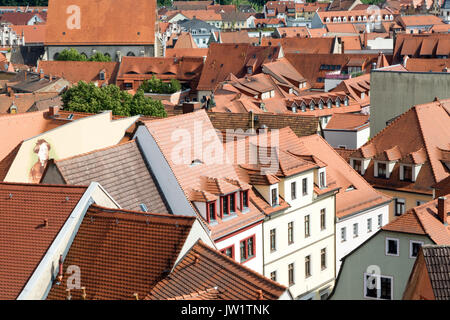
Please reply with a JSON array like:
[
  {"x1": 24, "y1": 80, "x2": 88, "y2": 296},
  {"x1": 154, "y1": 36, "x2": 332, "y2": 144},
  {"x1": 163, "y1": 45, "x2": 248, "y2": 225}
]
[
  {"x1": 62, "y1": 81, "x2": 167, "y2": 118},
  {"x1": 89, "y1": 52, "x2": 112, "y2": 62},
  {"x1": 140, "y1": 76, "x2": 182, "y2": 94},
  {"x1": 56, "y1": 48, "x2": 87, "y2": 61}
]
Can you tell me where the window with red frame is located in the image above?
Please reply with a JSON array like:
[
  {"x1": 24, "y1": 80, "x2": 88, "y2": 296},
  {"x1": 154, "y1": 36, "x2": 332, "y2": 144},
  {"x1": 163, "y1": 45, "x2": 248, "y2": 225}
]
[
  {"x1": 240, "y1": 235, "x2": 255, "y2": 262},
  {"x1": 221, "y1": 245, "x2": 234, "y2": 259},
  {"x1": 220, "y1": 193, "x2": 237, "y2": 217},
  {"x1": 240, "y1": 190, "x2": 249, "y2": 210},
  {"x1": 206, "y1": 201, "x2": 216, "y2": 223}
]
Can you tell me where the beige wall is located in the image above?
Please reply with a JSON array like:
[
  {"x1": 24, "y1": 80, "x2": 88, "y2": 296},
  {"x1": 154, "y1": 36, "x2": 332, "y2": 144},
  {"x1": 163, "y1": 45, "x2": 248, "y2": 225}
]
[
  {"x1": 5, "y1": 112, "x2": 139, "y2": 183},
  {"x1": 375, "y1": 188, "x2": 432, "y2": 222}
]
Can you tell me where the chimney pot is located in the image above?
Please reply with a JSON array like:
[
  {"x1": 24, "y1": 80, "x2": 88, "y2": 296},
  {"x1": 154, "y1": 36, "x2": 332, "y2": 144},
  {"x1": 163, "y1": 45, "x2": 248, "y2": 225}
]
[
  {"x1": 48, "y1": 106, "x2": 59, "y2": 117},
  {"x1": 57, "y1": 254, "x2": 63, "y2": 283},
  {"x1": 437, "y1": 196, "x2": 447, "y2": 224}
]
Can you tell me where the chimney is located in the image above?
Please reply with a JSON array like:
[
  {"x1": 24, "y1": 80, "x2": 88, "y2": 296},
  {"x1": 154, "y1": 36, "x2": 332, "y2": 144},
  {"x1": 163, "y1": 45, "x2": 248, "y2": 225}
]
[
  {"x1": 43, "y1": 219, "x2": 48, "y2": 227},
  {"x1": 57, "y1": 255, "x2": 63, "y2": 283},
  {"x1": 48, "y1": 106, "x2": 60, "y2": 117},
  {"x1": 81, "y1": 287, "x2": 87, "y2": 300},
  {"x1": 437, "y1": 196, "x2": 448, "y2": 224}
]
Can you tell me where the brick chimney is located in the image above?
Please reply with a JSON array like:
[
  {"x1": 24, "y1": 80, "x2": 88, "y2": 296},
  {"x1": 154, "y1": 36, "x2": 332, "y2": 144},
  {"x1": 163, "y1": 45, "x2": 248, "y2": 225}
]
[
  {"x1": 437, "y1": 196, "x2": 448, "y2": 224},
  {"x1": 48, "y1": 106, "x2": 60, "y2": 117}
]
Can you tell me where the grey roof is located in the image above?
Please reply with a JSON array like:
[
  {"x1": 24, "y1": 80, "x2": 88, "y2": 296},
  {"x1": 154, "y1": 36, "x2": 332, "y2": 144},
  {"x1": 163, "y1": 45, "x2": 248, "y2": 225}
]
[
  {"x1": 54, "y1": 140, "x2": 170, "y2": 214},
  {"x1": 422, "y1": 245, "x2": 450, "y2": 300},
  {"x1": 178, "y1": 18, "x2": 218, "y2": 32}
]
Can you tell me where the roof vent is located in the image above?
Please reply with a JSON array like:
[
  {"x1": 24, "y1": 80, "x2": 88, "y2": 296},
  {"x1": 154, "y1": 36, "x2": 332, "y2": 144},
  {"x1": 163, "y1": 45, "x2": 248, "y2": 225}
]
[
  {"x1": 139, "y1": 203, "x2": 148, "y2": 212},
  {"x1": 190, "y1": 159, "x2": 203, "y2": 167},
  {"x1": 67, "y1": 114, "x2": 74, "y2": 120},
  {"x1": 8, "y1": 193, "x2": 12, "y2": 199}
]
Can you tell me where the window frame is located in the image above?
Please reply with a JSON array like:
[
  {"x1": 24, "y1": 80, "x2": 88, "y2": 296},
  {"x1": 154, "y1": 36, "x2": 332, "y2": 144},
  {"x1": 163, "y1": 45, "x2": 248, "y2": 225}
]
[
  {"x1": 288, "y1": 221, "x2": 294, "y2": 245},
  {"x1": 385, "y1": 237, "x2": 399, "y2": 257},
  {"x1": 367, "y1": 218, "x2": 372, "y2": 233},
  {"x1": 363, "y1": 273, "x2": 393, "y2": 300},
  {"x1": 270, "y1": 228, "x2": 276, "y2": 252},
  {"x1": 220, "y1": 244, "x2": 235, "y2": 259},
  {"x1": 270, "y1": 270, "x2": 277, "y2": 282},
  {"x1": 240, "y1": 234, "x2": 256, "y2": 263},
  {"x1": 353, "y1": 223, "x2": 358, "y2": 238},
  {"x1": 291, "y1": 181, "x2": 297, "y2": 200},
  {"x1": 409, "y1": 240, "x2": 424, "y2": 259},
  {"x1": 321, "y1": 248, "x2": 327, "y2": 270},
  {"x1": 341, "y1": 227, "x2": 346, "y2": 242},
  {"x1": 377, "y1": 162, "x2": 387, "y2": 178},
  {"x1": 304, "y1": 215, "x2": 310, "y2": 238},
  {"x1": 320, "y1": 208, "x2": 326, "y2": 230},
  {"x1": 240, "y1": 190, "x2": 249, "y2": 210},
  {"x1": 305, "y1": 255, "x2": 311, "y2": 278},
  {"x1": 288, "y1": 263, "x2": 295, "y2": 286},
  {"x1": 394, "y1": 198, "x2": 405, "y2": 216},
  {"x1": 302, "y1": 177, "x2": 308, "y2": 196},
  {"x1": 206, "y1": 201, "x2": 217, "y2": 223}
]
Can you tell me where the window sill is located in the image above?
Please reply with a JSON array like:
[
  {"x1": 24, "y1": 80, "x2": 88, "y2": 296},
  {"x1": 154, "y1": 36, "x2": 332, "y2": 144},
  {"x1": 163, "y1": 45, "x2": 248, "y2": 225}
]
[{"x1": 241, "y1": 255, "x2": 256, "y2": 264}]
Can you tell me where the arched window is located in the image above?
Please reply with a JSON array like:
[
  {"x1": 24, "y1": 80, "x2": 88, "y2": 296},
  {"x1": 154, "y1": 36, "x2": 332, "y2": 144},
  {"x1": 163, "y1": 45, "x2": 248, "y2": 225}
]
[
  {"x1": 333, "y1": 17, "x2": 337, "y2": 22},
  {"x1": 384, "y1": 15, "x2": 388, "y2": 20},
  {"x1": 80, "y1": 52, "x2": 88, "y2": 59},
  {"x1": 357, "y1": 16, "x2": 362, "y2": 21},
  {"x1": 343, "y1": 17, "x2": 347, "y2": 22},
  {"x1": 336, "y1": 98, "x2": 341, "y2": 107},
  {"x1": 390, "y1": 15, "x2": 393, "y2": 20},
  {"x1": 351, "y1": 16, "x2": 355, "y2": 22},
  {"x1": 337, "y1": 17, "x2": 342, "y2": 22},
  {"x1": 327, "y1": 100, "x2": 332, "y2": 108},
  {"x1": 53, "y1": 52, "x2": 60, "y2": 60},
  {"x1": 363, "y1": 16, "x2": 367, "y2": 21},
  {"x1": 104, "y1": 52, "x2": 111, "y2": 58},
  {"x1": 127, "y1": 51, "x2": 136, "y2": 56},
  {"x1": 326, "y1": 18, "x2": 330, "y2": 23}
]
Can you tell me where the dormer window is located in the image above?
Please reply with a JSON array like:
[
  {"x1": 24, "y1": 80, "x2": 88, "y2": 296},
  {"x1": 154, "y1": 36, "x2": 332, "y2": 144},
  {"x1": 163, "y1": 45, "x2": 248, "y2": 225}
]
[
  {"x1": 401, "y1": 165, "x2": 413, "y2": 182},
  {"x1": 206, "y1": 201, "x2": 217, "y2": 222},
  {"x1": 271, "y1": 187, "x2": 278, "y2": 207},
  {"x1": 9, "y1": 104, "x2": 17, "y2": 114},
  {"x1": 353, "y1": 159, "x2": 362, "y2": 174},
  {"x1": 336, "y1": 99, "x2": 341, "y2": 107},
  {"x1": 99, "y1": 71, "x2": 105, "y2": 80},
  {"x1": 221, "y1": 193, "x2": 237, "y2": 217},
  {"x1": 319, "y1": 171, "x2": 326, "y2": 188},
  {"x1": 318, "y1": 101, "x2": 324, "y2": 109},
  {"x1": 309, "y1": 101, "x2": 315, "y2": 110},
  {"x1": 377, "y1": 162, "x2": 387, "y2": 178},
  {"x1": 240, "y1": 190, "x2": 249, "y2": 210},
  {"x1": 344, "y1": 97, "x2": 349, "y2": 106},
  {"x1": 327, "y1": 100, "x2": 332, "y2": 108}
]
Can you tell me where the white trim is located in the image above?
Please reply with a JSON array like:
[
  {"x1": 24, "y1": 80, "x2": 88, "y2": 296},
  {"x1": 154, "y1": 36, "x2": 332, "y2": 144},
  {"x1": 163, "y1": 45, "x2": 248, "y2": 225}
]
[{"x1": 385, "y1": 237, "x2": 399, "y2": 257}]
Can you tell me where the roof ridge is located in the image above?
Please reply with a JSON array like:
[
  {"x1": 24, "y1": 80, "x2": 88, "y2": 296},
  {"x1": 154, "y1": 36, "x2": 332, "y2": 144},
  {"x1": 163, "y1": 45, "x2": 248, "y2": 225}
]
[
  {"x1": 0, "y1": 181, "x2": 88, "y2": 190},
  {"x1": 89, "y1": 203, "x2": 196, "y2": 222}
]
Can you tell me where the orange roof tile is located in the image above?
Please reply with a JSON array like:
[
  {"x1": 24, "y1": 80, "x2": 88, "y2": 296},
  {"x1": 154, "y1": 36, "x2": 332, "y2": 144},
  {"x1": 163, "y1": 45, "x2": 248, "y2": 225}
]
[
  {"x1": 0, "y1": 92, "x2": 60, "y2": 114},
  {"x1": 0, "y1": 182, "x2": 87, "y2": 299},
  {"x1": 325, "y1": 113, "x2": 369, "y2": 130},
  {"x1": 262, "y1": 37, "x2": 336, "y2": 54},
  {"x1": 383, "y1": 196, "x2": 450, "y2": 244},
  {"x1": 46, "y1": 205, "x2": 196, "y2": 300},
  {"x1": 165, "y1": 48, "x2": 209, "y2": 58},
  {"x1": 11, "y1": 25, "x2": 45, "y2": 43},
  {"x1": 37, "y1": 61, "x2": 120, "y2": 85},
  {"x1": 397, "y1": 15, "x2": 445, "y2": 28},
  {"x1": 173, "y1": 32, "x2": 198, "y2": 49},
  {"x1": 45, "y1": 0, "x2": 156, "y2": 45},
  {"x1": 405, "y1": 58, "x2": 450, "y2": 72},
  {"x1": 146, "y1": 241, "x2": 287, "y2": 300}
]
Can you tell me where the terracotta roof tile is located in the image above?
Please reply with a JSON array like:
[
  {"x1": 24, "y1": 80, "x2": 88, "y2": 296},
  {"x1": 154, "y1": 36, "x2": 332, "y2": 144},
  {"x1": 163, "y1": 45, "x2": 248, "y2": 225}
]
[
  {"x1": 46, "y1": 205, "x2": 196, "y2": 300},
  {"x1": 0, "y1": 182, "x2": 87, "y2": 299},
  {"x1": 0, "y1": 11, "x2": 45, "y2": 25},
  {"x1": 325, "y1": 113, "x2": 369, "y2": 130},
  {"x1": 0, "y1": 92, "x2": 60, "y2": 114},
  {"x1": 393, "y1": 33, "x2": 450, "y2": 61},
  {"x1": 146, "y1": 241, "x2": 287, "y2": 300},
  {"x1": 37, "y1": 61, "x2": 120, "y2": 86},
  {"x1": 45, "y1": 0, "x2": 156, "y2": 45},
  {"x1": 11, "y1": 25, "x2": 45, "y2": 43},
  {"x1": 53, "y1": 140, "x2": 170, "y2": 213},
  {"x1": 405, "y1": 58, "x2": 450, "y2": 72}
]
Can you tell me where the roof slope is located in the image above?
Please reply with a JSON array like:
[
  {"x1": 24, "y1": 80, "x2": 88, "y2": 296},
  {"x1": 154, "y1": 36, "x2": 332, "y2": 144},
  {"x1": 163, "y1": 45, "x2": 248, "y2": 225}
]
[
  {"x1": 0, "y1": 182, "x2": 87, "y2": 299},
  {"x1": 146, "y1": 241, "x2": 287, "y2": 300},
  {"x1": 53, "y1": 140, "x2": 169, "y2": 213},
  {"x1": 422, "y1": 245, "x2": 450, "y2": 300},
  {"x1": 45, "y1": 0, "x2": 156, "y2": 45},
  {"x1": 46, "y1": 205, "x2": 196, "y2": 300},
  {"x1": 325, "y1": 113, "x2": 369, "y2": 130},
  {"x1": 382, "y1": 196, "x2": 450, "y2": 244},
  {"x1": 351, "y1": 98, "x2": 450, "y2": 195}
]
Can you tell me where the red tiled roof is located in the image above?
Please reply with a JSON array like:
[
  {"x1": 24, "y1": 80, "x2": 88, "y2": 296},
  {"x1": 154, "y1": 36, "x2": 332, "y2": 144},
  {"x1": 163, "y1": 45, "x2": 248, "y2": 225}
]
[
  {"x1": 326, "y1": 23, "x2": 358, "y2": 34},
  {"x1": 11, "y1": 25, "x2": 45, "y2": 43},
  {"x1": 0, "y1": 11, "x2": 45, "y2": 25},
  {"x1": 46, "y1": 205, "x2": 196, "y2": 300},
  {"x1": 405, "y1": 58, "x2": 450, "y2": 72},
  {"x1": 45, "y1": 0, "x2": 156, "y2": 45},
  {"x1": 0, "y1": 92, "x2": 60, "y2": 114},
  {"x1": 325, "y1": 113, "x2": 369, "y2": 130},
  {"x1": 393, "y1": 33, "x2": 450, "y2": 61},
  {"x1": 382, "y1": 196, "x2": 450, "y2": 244},
  {"x1": 350, "y1": 98, "x2": 450, "y2": 195},
  {"x1": 165, "y1": 48, "x2": 209, "y2": 58},
  {"x1": 397, "y1": 15, "x2": 445, "y2": 28},
  {"x1": 37, "y1": 61, "x2": 120, "y2": 85},
  {"x1": 197, "y1": 43, "x2": 280, "y2": 91},
  {"x1": 262, "y1": 37, "x2": 336, "y2": 54},
  {"x1": 146, "y1": 241, "x2": 287, "y2": 300},
  {"x1": 173, "y1": 32, "x2": 198, "y2": 49},
  {"x1": 0, "y1": 182, "x2": 87, "y2": 299}
]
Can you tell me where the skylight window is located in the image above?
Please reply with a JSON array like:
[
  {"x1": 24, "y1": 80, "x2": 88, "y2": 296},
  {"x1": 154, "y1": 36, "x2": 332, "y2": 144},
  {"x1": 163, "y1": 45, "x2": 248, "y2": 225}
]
[{"x1": 190, "y1": 159, "x2": 203, "y2": 167}]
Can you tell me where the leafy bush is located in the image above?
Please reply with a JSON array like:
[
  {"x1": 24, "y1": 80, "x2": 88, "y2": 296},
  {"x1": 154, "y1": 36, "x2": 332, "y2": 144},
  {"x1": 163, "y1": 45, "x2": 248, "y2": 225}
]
[
  {"x1": 62, "y1": 81, "x2": 167, "y2": 117},
  {"x1": 140, "y1": 76, "x2": 182, "y2": 94},
  {"x1": 56, "y1": 49, "x2": 112, "y2": 62}
]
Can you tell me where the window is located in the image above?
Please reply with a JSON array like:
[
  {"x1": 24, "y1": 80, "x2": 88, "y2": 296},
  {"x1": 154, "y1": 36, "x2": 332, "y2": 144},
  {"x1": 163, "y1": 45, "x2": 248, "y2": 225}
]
[
  {"x1": 377, "y1": 162, "x2": 387, "y2": 178},
  {"x1": 229, "y1": 193, "x2": 236, "y2": 213},
  {"x1": 395, "y1": 198, "x2": 405, "y2": 216},
  {"x1": 321, "y1": 248, "x2": 327, "y2": 270},
  {"x1": 305, "y1": 256, "x2": 311, "y2": 278},
  {"x1": 302, "y1": 178, "x2": 308, "y2": 196},
  {"x1": 288, "y1": 263, "x2": 295, "y2": 285},
  {"x1": 304, "y1": 215, "x2": 310, "y2": 238},
  {"x1": 367, "y1": 218, "x2": 372, "y2": 233},
  {"x1": 341, "y1": 227, "x2": 346, "y2": 242},
  {"x1": 410, "y1": 241, "x2": 423, "y2": 258},
  {"x1": 222, "y1": 196, "x2": 229, "y2": 216},
  {"x1": 377, "y1": 214, "x2": 383, "y2": 228},
  {"x1": 271, "y1": 188, "x2": 278, "y2": 206},
  {"x1": 221, "y1": 193, "x2": 237, "y2": 217},
  {"x1": 353, "y1": 160, "x2": 362, "y2": 174},
  {"x1": 319, "y1": 171, "x2": 325, "y2": 188},
  {"x1": 99, "y1": 71, "x2": 105, "y2": 80},
  {"x1": 270, "y1": 271, "x2": 277, "y2": 282},
  {"x1": 353, "y1": 223, "x2": 358, "y2": 238},
  {"x1": 221, "y1": 245, "x2": 234, "y2": 259},
  {"x1": 288, "y1": 222, "x2": 294, "y2": 245},
  {"x1": 386, "y1": 238, "x2": 399, "y2": 256},
  {"x1": 320, "y1": 209, "x2": 326, "y2": 230},
  {"x1": 403, "y1": 165, "x2": 412, "y2": 181},
  {"x1": 364, "y1": 274, "x2": 393, "y2": 300},
  {"x1": 416, "y1": 200, "x2": 426, "y2": 206},
  {"x1": 241, "y1": 190, "x2": 249, "y2": 210},
  {"x1": 291, "y1": 181, "x2": 297, "y2": 200},
  {"x1": 207, "y1": 201, "x2": 216, "y2": 222},
  {"x1": 270, "y1": 229, "x2": 276, "y2": 252},
  {"x1": 240, "y1": 235, "x2": 255, "y2": 262}
]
